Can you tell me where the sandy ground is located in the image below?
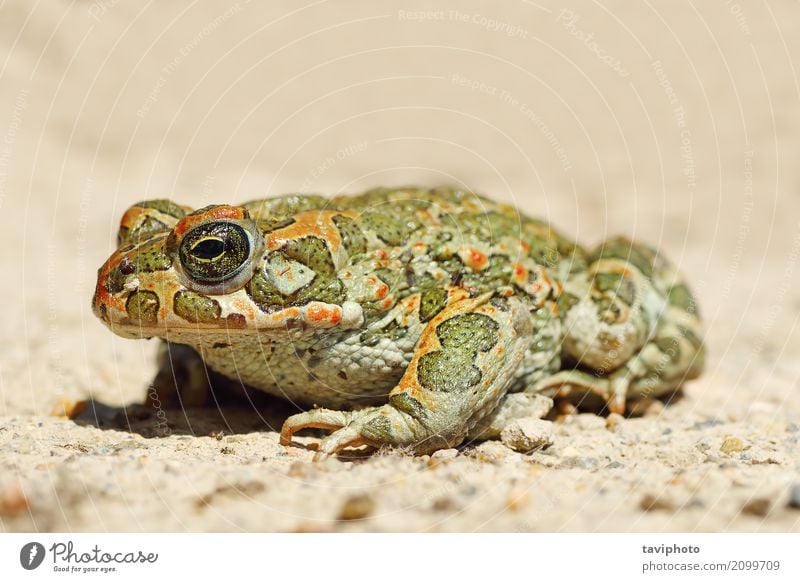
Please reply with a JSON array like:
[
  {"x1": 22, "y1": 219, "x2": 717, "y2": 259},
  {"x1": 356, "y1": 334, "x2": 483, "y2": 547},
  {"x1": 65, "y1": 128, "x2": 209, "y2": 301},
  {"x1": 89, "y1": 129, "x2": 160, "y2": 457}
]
[{"x1": 1, "y1": 0, "x2": 800, "y2": 532}]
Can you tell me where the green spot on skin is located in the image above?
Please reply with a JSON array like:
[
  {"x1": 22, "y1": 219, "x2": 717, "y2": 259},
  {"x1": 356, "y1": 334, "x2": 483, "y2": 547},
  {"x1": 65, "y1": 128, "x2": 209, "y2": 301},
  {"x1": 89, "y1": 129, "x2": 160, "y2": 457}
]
[
  {"x1": 389, "y1": 392, "x2": 426, "y2": 419},
  {"x1": 656, "y1": 337, "x2": 681, "y2": 362},
  {"x1": 246, "y1": 236, "x2": 345, "y2": 312},
  {"x1": 134, "y1": 246, "x2": 172, "y2": 273},
  {"x1": 121, "y1": 216, "x2": 169, "y2": 245},
  {"x1": 591, "y1": 239, "x2": 656, "y2": 279},
  {"x1": 594, "y1": 272, "x2": 636, "y2": 306},
  {"x1": 417, "y1": 313, "x2": 500, "y2": 393},
  {"x1": 457, "y1": 211, "x2": 522, "y2": 243},
  {"x1": 419, "y1": 288, "x2": 448, "y2": 322},
  {"x1": 283, "y1": 237, "x2": 335, "y2": 274},
  {"x1": 174, "y1": 290, "x2": 221, "y2": 323},
  {"x1": 333, "y1": 214, "x2": 367, "y2": 257},
  {"x1": 126, "y1": 290, "x2": 160, "y2": 325},
  {"x1": 677, "y1": 325, "x2": 703, "y2": 349},
  {"x1": 462, "y1": 255, "x2": 513, "y2": 292},
  {"x1": 246, "y1": 270, "x2": 286, "y2": 312},
  {"x1": 528, "y1": 236, "x2": 561, "y2": 268},
  {"x1": 556, "y1": 292, "x2": 579, "y2": 315},
  {"x1": 107, "y1": 246, "x2": 171, "y2": 294},
  {"x1": 668, "y1": 284, "x2": 698, "y2": 314},
  {"x1": 361, "y1": 211, "x2": 420, "y2": 246},
  {"x1": 243, "y1": 194, "x2": 330, "y2": 220},
  {"x1": 361, "y1": 415, "x2": 393, "y2": 441},
  {"x1": 257, "y1": 216, "x2": 296, "y2": 233}
]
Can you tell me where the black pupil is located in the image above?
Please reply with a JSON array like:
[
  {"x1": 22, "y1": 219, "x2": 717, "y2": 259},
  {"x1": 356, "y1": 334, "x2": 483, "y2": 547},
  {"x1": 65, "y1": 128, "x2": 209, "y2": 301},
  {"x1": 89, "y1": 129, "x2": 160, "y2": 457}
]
[{"x1": 192, "y1": 238, "x2": 225, "y2": 260}]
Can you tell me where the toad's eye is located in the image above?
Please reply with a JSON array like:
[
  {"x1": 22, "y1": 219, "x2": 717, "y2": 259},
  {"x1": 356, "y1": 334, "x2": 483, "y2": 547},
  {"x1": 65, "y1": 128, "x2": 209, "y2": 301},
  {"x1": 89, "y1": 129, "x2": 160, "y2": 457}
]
[{"x1": 179, "y1": 221, "x2": 255, "y2": 291}]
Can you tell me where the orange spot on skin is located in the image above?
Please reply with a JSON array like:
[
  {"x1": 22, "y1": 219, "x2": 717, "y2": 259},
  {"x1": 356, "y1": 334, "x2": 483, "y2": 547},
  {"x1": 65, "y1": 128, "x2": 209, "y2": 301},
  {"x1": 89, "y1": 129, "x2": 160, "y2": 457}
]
[
  {"x1": 232, "y1": 298, "x2": 256, "y2": 321},
  {"x1": 174, "y1": 206, "x2": 247, "y2": 236},
  {"x1": 375, "y1": 283, "x2": 389, "y2": 299},
  {"x1": 267, "y1": 307, "x2": 301, "y2": 324},
  {"x1": 459, "y1": 247, "x2": 488, "y2": 271},
  {"x1": 306, "y1": 303, "x2": 330, "y2": 322},
  {"x1": 302, "y1": 303, "x2": 343, "y2": 325},
  {"x1": 403, "y1": 296, "x2": 421, "y2": 314},
  {"x1": 119, "y1": 207, "x2": 147, "y2": 230},
  {"x1": 398, "y1": 373, "x2": 419, "y2": 393},
  {"x1": 92, "y1": 260, "x2": 127, "y2": 316},
  {"x1": 470, "y1": 249, "x2": 487, "y2": 269},
  {"x1": 381, "y1": 298, "x2": 394, "y2": 310}
]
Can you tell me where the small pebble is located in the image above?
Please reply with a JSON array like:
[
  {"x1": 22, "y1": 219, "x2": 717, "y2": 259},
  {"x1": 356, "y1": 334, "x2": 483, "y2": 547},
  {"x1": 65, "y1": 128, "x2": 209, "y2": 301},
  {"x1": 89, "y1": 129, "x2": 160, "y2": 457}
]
[
  {"x1": 643, "y1": 399, "x2": 666, "y2": 417},
  {"x1": 606, "y1": 413, "x2": 624, "y2": 430},
  {"x1": 573, "y1": 413, "x2": 606, "y2": 431},
  {"x1": 559, "y1": 456, "x2": 599, "y2": 469},
  {"x1": 500, "y1": 418, "x2": 554, "y2": 453},
  {"x1": 741, "y1": 497, "x2": 771, "y2": 517},
  {"x1": 428, "y1": 448, "x2": 458, "y2": 468},
  {"x1": 640, "y1": 493, "x2": 674, "y2": 512},
  {"x1": 469, "y1": 440, "x2": 512, "y2": 462},
  {"x1": 431, "y1": 448, "x2": 458, "y2": 460},
  {"x1": 787, "y1": 484, "x2": 800, "y2": 510},
  {"x1": 337, "y1": 494, "x2": 375, "y2": 521},
  {"x1": 287, "y1": 461, "x2": 309, "y2": 478},
  {"x1": 693, "y1": 419, "x2": 724, "y2": 430},
  {"x1": 720, "y1": 437, "x2": 748, "y2": 454},
  {"x1": 432, "y1": 497, "x2": 458, "y2": 512},
  {"x1": 15, "y1": 437, "x2": 35, "y2": 454},
  {"x1": 506, "y1": 486, "x2": 530, "y2": 511},
  {"x1": 627, "y1": 398, "x2": 664, "y2": 417},
  {"x1": 460, "y1": 485, "x2": 478, "y2": 497},
  {"x1": 0, "y1": 486, "x2": 29, "y2": 517}
]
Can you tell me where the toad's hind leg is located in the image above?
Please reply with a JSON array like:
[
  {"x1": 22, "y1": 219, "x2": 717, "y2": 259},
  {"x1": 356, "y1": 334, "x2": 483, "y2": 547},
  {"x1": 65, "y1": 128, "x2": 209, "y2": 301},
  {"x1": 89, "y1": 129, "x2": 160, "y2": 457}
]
[
  {"x1": 280, "y1": 289, "x2": 533, "y2": 458},
  {"x1": 540, "y1": 237, "x2": 705, "y2": 413}
]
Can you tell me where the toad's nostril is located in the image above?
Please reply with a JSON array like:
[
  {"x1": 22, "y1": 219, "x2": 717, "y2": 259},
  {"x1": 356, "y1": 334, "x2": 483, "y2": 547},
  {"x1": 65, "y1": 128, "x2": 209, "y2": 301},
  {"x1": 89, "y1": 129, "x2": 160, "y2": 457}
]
[{"x1": 119, "y1": 256, "x2": 136, "y2": 275}]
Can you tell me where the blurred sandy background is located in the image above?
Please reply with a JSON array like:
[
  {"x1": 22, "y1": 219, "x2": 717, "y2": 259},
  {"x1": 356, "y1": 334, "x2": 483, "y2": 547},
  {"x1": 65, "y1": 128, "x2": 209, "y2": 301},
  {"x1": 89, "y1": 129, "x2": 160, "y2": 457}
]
[{"x1": 1, "y1": 0, "x2": 799, "y2": 532}]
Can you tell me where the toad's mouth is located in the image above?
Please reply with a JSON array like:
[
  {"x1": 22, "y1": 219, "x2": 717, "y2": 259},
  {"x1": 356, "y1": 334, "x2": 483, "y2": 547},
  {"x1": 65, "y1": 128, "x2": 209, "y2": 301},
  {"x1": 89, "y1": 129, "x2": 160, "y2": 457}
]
[{"x1": 92, "y1": 278, "x2": 366, "y2": 340}]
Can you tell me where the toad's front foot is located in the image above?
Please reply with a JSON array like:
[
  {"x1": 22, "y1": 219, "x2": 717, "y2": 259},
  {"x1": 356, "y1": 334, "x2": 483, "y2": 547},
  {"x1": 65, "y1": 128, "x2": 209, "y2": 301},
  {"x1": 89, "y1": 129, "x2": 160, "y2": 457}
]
[{"x1": 280, "y1": 405, "x2": 421, "y2": 460}]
